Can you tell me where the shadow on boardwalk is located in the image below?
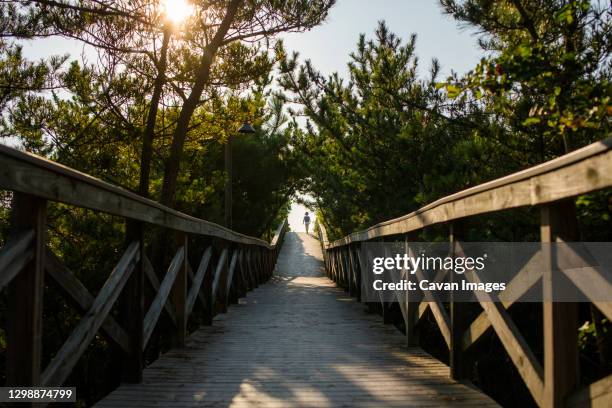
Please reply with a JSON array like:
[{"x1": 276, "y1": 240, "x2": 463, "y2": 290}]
[{"x1": 96, "y1": 232, "x2": 498, "y2": 407}]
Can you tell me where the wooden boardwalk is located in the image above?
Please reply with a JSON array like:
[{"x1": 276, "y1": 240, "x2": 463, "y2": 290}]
[{"x1": 96, "y1": 232, "x2": 498, "y2": 407}]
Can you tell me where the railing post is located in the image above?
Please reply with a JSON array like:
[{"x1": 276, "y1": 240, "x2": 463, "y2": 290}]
[
  {"x1": 340, "y1": 248, "x2": 348, "y2": 290},
  {"x1": 339, "y1": 249, "x2": 344, "y2": 285},
  {"x1": 264, "y1": 249, "x2": 271, "y2": 280},
  {"x1": 218, "y1": 244, "x2": 229, "y2": 313},
  {"x1": 120, "y1": 221, "x2": 145, "y2": 383},
  {"x1": 349, "y1": 245, "x2": 361, "y2": 302},
  {"x1": 246, "y1": 248, "x2": 256, "y2": 288},
  {"x1": 325, "y1": 251, "x2": 331, "y2": 277},
  {"x1": 337, "y1": 248, "x2": 344, "y2": 287},
  {"x1": 541, "y1": 200, "x2": 579, "y2": 407},
  {"x1": 257, "y1": 248, "x2": 264, "y2": 284},
  {"x1": 227, "y1": 250, "x2": 239, "y2": 305},
  {"x1": 343, "y1": 248, "x2": 354, "y2": 296},
  {"x1": 7, "y1": 193, "x2": 46, "y2": 388},
  {"x1": 202, "y1": 244, "x2": 216, "y2": 326},
  {"x1": 171, "y1": 232, "x2": 188, "y2": 346},
  {"x1": 236, "y1": 249, "x2": 247, "y2": 299},
  {"x1": 334, "y1": 249, "x2": 340, "y2": 282},
  {"x1": 450, "y1": 221, "x2": 470, "y2": 380},
  {"x1": 404, "y1": 234, "x2": 419, "y2": 347},
  {"x1": 381, "y1": 242, "x2": 393, "y2": 325}
]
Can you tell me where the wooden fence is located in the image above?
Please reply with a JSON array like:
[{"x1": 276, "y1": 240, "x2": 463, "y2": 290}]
[
  {"x1": 0, "y1": 144, "x2": 287, "y2": 390},
  {"x1": 317, "y1": 137, "x2": 612, "y2": 408}
]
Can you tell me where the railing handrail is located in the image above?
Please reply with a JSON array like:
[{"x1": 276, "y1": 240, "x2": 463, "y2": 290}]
[
  {"x1": 316, "y1": 221, "x2": 329, "y2": 246},
  {"x1": 0, "y1": 144, "x2": 275, "y2": 248},
  {"x1": 270, "y1": 219, "x2": 287, "y2": 247},
  {"x1": 327, "y1": 137, "x2": 612, "y2": 248}
]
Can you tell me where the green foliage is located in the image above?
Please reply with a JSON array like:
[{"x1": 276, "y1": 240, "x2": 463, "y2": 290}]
[
  {"x1": 440, "y1": 0, "x2": 611, "y2": 157},
  {"x1": 0, "y1": 42, "x2": 67, "y2": 120},
  {"x1": 278, "y1": 22, "x2": 505, "y2": 239},
  {"x1": 170, "y1": 89, "x2": 300, "y2": 236},
  {"x1": 578, "y1": 318, "x2": 608, "y2": 350}
]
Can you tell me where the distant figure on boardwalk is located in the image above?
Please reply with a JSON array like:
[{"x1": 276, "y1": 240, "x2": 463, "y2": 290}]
[{"x1": 303, "y1": 212, "x2": 311, "y2": 234}]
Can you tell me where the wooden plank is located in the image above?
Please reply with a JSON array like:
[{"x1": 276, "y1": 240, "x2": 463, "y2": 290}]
[
  {"x1": 348, "y1": 246, "x2": 359, "y2": 295},
  {"x1": 186, "y1": 246, "x2": 212, "y2": 317},
  {"x1": 250, "y1": 249, "x2": 259, "y2": 287},
  {"x1": 254, "y1": 248, "x2": 263, "y2": 285},
  {"x1": 567, "y1": 373, "x2": 612, "y2": 408},
  {"x1": 0, "y1": 145, "x2": 272, "y2": 249},
  {"x1": 382, "y1": 243, "x2": 407, "y2": 322},
  {"x1": 412, "y1": 259, "x2": 451, "y2": 348},
  {"x1": 541, "y1": 201, "x2": 579, "y2": 407},
  {"x1": 561, "y1": 266, "x2": 612, "y2": 321},
  {"x1": 7, "y1": 194, "x2": 46, "y2": 389},
  {"x1": 462, "y1": 251, "x2": 542, "y2": 351},
  {"x1": 171, "y1": 235, "x2": 188, "y2": 346},
  {"x1": 220, "y1": 246, "x2": 231, "y2": 312},
  {"x1": 143, "y1": 255, "x2": 177, "y2": 326},
  {"x1": 142, "y1": 247, "x2": 184, "y2": 350},
  {"x1": 225, "y1": 250, "x2": 239, "y2": 299},
  {"x1": 449, "y1": 222, "x2": 470, "y2": 380},
  {"x1": 348, "y1": 246, "x2": 361, "y2": 301},
  {"x1": 245, "y1": 248, "x2": 257, "y2": 288},
  {"x1": 318, "y1": 222, "x2": 329, "y2": 247},
  {"x1": 45, "y1": 249, "x2": 130, "y2": 353},
  {"x1": 338, "y1": 249, "x2": 347, "y2": 288},
  {"x1": 327, "y1": 138, "x2": 612, "y2": 248},
  {"x1": 355, "y1": 249, "x2": 370, "y2": 302},
  {"x1": 41, "y1": 241, "x2": 139, "y2": 387},
  {"x1": 332, "y1": 249, "x2": 340, "y2": 285},
  {"x1": 267, "y1": 250, "x2": 274, "y2": 278},
  {"x1": 211, "y1": 248, "x2": 228, "y2": 306},
  {"x1": 238, "y1": 247, "x2": 252, "y2": 297},
  {"x1": 237, "y1": 249, "x2": 250, "y2": 293},
  {"x1": 98, "y1": 232, "x2": 499, "y2": 408},
  {"x1": 270, "y1": 219, "x2": 287, "y2": 247},
  {"x1": 238, "y1": 248, "x2": 251, "y2": 291},
  {"x1": 317, "y1": 222, "x2": 331, "y2": 274},
  {"x1": 232, "y1": 249, "x2": 245, "y2": 298},
  {"x1": 0, "y1": 229, "x2": 34, "y2": 291},
  {"x1": 418, "y1": 301, "x2": 430, "y2": 322},
  {"x1": 404, "y1": 236, "x2": 419, "y2": 347},
  {"x1": 414, "y1": 278, "x2": 451, "y2": 348},
  {"x1": 186, "y1": 262, "x2": 208, "y2": 312},
  {"x1": 465, "y1": 262, "x2": 544, "y2": 406},
  {"x1": 121, "y1": 221, "x2": 145, "y2": 383},
  {"x1": 340, "y1": 248, "x2": 350, "y2": 292}
]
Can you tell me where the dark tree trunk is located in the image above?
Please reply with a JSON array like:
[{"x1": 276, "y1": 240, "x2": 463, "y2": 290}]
[
  {"x1": 139, "y1": 26, "x2": 171, "y2": 198},
  {"x1": 159, "y1": 0, "x2": 242, "y2": 209}
]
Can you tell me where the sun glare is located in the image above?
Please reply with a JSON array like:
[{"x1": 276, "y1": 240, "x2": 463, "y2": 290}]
[{"x1": 162, "y1": 0, "x2": 193, "y2": 25}]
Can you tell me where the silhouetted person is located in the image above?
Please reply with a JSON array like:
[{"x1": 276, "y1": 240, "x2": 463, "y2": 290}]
[{"x1": 303, "y1": 212, "x2": 311, "y2": 234}]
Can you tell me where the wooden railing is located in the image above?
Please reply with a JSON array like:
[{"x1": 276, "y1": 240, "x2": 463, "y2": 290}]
[
  {"x1": 317, "y1": 137, "x2": 612, "y2": 408},
  {"x1": 0, "y1": 144, "x2": 287, "y2": 391}
]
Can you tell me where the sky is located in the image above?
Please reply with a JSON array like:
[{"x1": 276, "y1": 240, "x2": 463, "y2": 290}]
[
  {"x1": 19, "y1": 1, "x2": 482, "y2": 81},
  {"x1": 281, "y1": 0, "x2": 482, "y2": 80}
]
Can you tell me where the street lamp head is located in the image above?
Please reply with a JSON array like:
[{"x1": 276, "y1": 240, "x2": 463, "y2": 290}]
[{"x1": 238, "y1": 122, "x2": 256, "y2": 134}]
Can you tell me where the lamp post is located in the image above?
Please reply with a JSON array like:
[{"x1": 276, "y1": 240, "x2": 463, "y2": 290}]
[{"x1": 224, "y1": 122, "x2": 256, "y2": 229}]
